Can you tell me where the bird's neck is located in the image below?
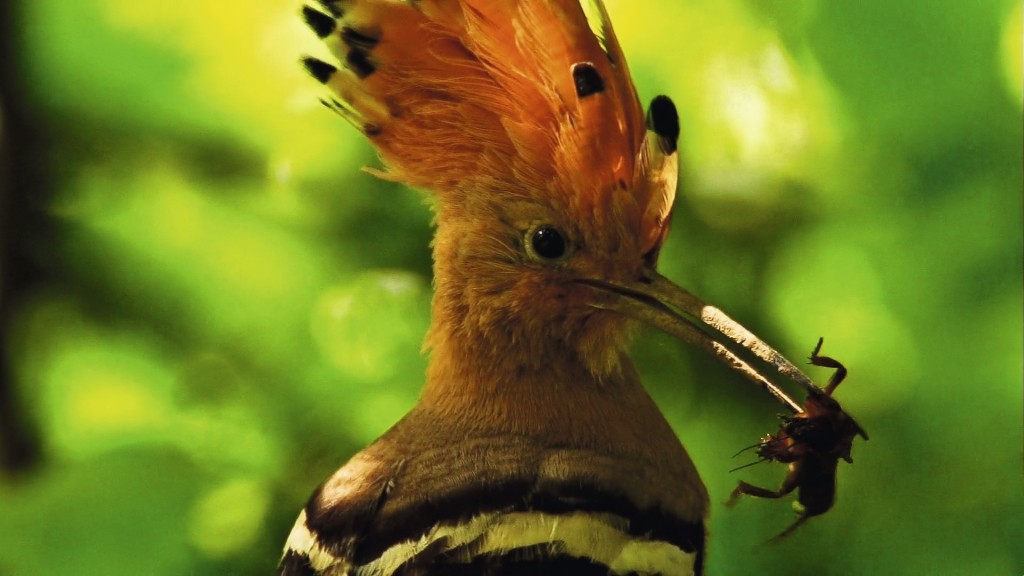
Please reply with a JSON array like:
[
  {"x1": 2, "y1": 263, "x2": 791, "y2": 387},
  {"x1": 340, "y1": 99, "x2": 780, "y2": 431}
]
[
  {"x1": 418, "y1": 241, "x2": 655, "y2": 449},
  {"x1": 420, "y1": 318, "x2": 681, "y2": 461},
  {"x1": 418, "y1": 223, "x2": 619, "y2": 423},
  {"x1": 420, "y1": 296, "x2": 625, "y2": 431}
]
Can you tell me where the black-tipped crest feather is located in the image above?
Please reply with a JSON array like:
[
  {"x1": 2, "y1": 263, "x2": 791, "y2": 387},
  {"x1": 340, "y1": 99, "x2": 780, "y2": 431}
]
[
  {"x1": 302, "y1": 6, "x2": 337, "y2": 38},
  {"x1": 303, "y1": 56, "x2": 337, "y2": 84},
  {"x1": 647, "y1": 95, "x2": 679, "y2": 154}
]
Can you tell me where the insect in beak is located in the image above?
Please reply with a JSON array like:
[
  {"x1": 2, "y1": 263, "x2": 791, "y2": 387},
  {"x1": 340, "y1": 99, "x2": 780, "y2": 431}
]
[
  {"x1": 725, "y1": 338, "x2": 868, "y2": 541},
  {"x1": 578, "y1": 273, "x2": 870, "y2": 542}
]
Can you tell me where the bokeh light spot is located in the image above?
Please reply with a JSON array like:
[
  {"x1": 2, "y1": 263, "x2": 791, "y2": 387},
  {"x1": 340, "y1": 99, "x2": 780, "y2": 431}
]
[
  {"x1": 1001, "y1": 1, "x2": 1022, "y2": 105},
  {"x1": 311, "y1": 271, "x2": 430, "y2": 382},
  {"x1": 24, "y1": 304, "x2": 177, "y2": 457},
  {"x1": 766, "y1": 229, "x2": 919, "y2": 414},
  {"x1": 188, "y1": 477, "x2": 270, "y2": 558}
]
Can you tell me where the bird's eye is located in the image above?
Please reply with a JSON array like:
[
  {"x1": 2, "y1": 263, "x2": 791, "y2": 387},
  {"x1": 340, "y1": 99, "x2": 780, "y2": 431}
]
[{"x1": 526, "y1": 224, "x2": 569, "y2": 262}]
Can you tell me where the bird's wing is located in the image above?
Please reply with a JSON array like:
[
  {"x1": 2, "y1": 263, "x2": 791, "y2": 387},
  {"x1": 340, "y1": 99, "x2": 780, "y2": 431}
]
[{"x1": 279, "y1": 418, "x2": 704, "y2": 576}]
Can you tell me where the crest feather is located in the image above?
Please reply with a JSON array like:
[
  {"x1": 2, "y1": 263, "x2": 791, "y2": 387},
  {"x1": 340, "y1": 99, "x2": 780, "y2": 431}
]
[{"x1": 303, "y1": 0, "x2": 675, "y2": 254}]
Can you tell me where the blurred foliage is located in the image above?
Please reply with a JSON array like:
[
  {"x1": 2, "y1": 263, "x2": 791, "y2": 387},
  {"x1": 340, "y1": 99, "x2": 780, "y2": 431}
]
[{"x1": 0, "y1": 0, "x2": 1021, "y2": 574}]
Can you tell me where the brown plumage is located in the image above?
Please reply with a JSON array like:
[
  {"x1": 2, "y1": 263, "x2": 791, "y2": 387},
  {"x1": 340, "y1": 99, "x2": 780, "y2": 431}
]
[{"x1": 284, "y1": 1, "x2": 830, "y2": 574}]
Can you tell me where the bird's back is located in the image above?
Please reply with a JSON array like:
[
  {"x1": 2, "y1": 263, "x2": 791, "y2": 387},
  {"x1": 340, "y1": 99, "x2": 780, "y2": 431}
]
[{"x1": 280, "y1": 403, "x2": 705, "y2": 576}]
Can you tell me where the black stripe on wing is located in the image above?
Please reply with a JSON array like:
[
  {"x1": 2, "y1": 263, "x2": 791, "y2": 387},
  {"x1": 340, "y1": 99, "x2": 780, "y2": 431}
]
[
  {"x1": 405, "y1": 547, "x2": 616, "y2": 576},
  {"x1": 278, "y1": 550, "x2": 317, "y2": 576},
  {"x1": 303, "y1": 476, "x2": 705, "y2": 574}
]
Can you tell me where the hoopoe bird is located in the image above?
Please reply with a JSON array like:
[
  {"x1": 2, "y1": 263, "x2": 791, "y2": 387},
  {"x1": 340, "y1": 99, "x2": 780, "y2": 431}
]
[{"x1": 283, "y1": 1, "x2": 828, "y2": 574}]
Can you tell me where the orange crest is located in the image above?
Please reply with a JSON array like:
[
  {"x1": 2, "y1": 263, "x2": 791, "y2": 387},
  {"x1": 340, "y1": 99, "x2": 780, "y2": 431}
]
[{"x1": 302, "y1": 0, "x2": 679, "y2": 261}]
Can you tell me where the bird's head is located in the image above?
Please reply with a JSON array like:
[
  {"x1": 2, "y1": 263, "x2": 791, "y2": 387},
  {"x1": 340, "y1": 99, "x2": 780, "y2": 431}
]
[
  {"x1": 421, "y1": 87, "x2": 682, "y2": 381},
  {"x1": 303, "y1": 0, "x2": 792, "y2": 389}
]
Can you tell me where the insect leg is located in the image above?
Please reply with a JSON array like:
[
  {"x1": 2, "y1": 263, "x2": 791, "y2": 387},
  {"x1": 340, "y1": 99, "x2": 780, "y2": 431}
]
[
  {"x1": 726, "y1": 477, "x2": 798, "y2": 507},
  {"x1": 808, "y1": 337, "x2": 847, "y2": 395},
  {"x1": 769, "y1": 513, "x2": 811, "y2": 543}
]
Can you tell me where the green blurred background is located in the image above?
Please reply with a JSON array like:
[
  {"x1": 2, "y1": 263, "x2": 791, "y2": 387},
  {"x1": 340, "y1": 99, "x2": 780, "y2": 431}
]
[{"x1": 0, "y1": 0, "x2": 1020, "y2": 574}]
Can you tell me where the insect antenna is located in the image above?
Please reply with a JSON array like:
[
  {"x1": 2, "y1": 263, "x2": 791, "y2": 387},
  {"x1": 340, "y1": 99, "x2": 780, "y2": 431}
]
[
  {"x1": 731, "y1": 441, "x2": 764, "y2": 459},
  {"x1": 728, "y1": 459, "x2": 768, "y2": 473}
]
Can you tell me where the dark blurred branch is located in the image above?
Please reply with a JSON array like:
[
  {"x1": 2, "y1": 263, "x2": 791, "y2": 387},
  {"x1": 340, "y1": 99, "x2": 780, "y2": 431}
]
[{"x1": 0, "y1": 0, "x2": 43, "y2": 474}]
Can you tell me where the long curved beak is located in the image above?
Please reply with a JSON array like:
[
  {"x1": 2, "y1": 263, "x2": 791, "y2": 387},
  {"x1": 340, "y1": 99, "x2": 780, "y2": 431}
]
[{"x1": 577, "y1": 269, "x2": 820, "y2": 414}]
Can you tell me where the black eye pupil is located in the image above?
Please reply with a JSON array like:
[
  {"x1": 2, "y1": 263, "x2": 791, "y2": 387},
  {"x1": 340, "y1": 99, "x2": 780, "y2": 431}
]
[{"x1": 532, "y1": 226, "x2": 566, "y2": 260}]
